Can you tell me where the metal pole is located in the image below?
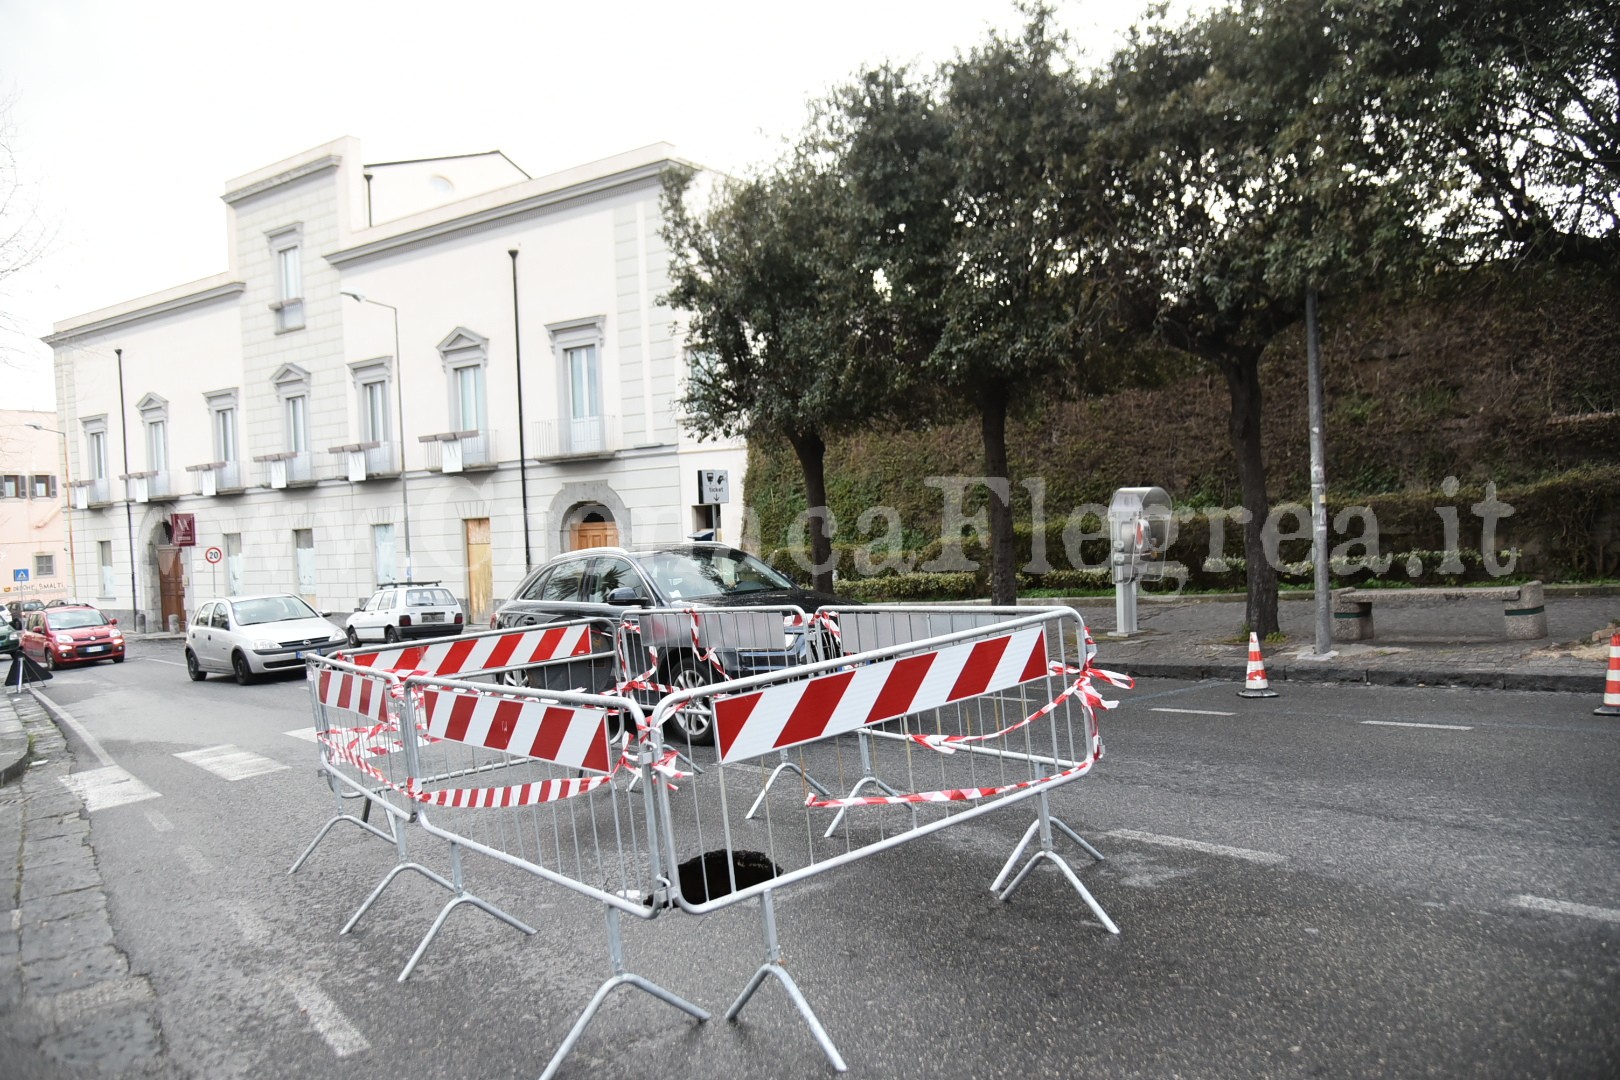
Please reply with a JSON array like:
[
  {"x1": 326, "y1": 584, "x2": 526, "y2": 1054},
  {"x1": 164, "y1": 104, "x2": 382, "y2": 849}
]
[
  {"x1": 115, "y1": 349, "x2": 139, "y2": 628},
  {"x1": 1305, "y1": 288, "x2": 1332, "y2": 657},
  {"x1": 391, "y1": 304, "x2": 412, "y2": 581},
  {"x1": 509, "y1": 248, "x2": 533, "y2": 571}
]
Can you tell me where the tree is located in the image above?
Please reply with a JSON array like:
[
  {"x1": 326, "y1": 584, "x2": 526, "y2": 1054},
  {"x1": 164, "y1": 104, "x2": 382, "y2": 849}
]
[
  {"x1": 662, "y1": 153, "x2": 898, "y2": 593},
  {"x1": 835, "y1": 7, "x2": 1105, "y2": 604},
  {"x1": 1092, "y1": 0, "x2": 1433, "y2": 635}
]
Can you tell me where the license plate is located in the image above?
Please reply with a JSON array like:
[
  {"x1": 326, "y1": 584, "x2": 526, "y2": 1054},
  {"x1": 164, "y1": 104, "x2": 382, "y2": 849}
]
[
  {"x1": 82, "y1": 645, "x2": 107, "y2": 654},
  {"x1": 423, "y1": 612, "x2": 444, "y2": 623}
]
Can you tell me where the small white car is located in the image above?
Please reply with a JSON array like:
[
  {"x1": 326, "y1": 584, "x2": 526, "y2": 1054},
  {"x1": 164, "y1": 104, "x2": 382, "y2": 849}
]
[
  {"x1": 185, "y1": 594, "x2": 346, "y2": 684},
  {"x1": 343, "y1": 583, "x2": 465, "y2": 646}
]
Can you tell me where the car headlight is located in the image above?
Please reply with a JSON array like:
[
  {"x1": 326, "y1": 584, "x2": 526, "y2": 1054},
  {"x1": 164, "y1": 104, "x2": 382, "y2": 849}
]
[
  {"x1": 108, "y1": 629, "x2": 122, "y2": 639},
  {"x1": 53, "y1": 633, "x2": 74, "y2": 646},
  {"x1": 328, "y1": 632, "x2": 345, "y2": 644},
  {"x1": 252, "y1": 639, "x2": 278, "y2": 650}
]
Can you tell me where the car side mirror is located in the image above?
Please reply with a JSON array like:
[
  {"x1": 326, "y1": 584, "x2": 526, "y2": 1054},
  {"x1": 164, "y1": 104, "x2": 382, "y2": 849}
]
[
  {"x1": 605, "y1": 586, "x2": 648, "y2": 606},
  {"x1": 109, "y1": 618, "x2": 118, "y2": 626}
]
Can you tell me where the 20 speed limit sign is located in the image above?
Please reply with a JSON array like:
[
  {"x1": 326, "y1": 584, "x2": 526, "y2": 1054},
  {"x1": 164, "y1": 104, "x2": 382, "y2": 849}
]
[{"x1": 204, "y1": 546, "x2": 224, "y2": 565}]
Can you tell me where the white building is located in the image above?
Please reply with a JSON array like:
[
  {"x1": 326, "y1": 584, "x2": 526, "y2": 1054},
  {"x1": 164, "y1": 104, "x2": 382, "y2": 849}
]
[
  {"x1": 43, "y1": 137, "x2": 744, "y2": 631},
  {"x1": 0, "y1": 410, "x2": 74, "y2": 607}
]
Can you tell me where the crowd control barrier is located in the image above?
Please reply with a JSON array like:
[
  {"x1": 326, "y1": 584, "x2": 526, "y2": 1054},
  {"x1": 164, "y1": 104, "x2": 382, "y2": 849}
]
[{"x1": 293, "y1": 603, "x2": 1129, "y2": 1077}]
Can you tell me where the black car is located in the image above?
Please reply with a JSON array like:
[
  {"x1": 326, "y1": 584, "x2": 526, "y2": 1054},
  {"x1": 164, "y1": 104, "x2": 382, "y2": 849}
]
[{"x1": 492, "y1": 543, "x2": 847, "y2": 744}]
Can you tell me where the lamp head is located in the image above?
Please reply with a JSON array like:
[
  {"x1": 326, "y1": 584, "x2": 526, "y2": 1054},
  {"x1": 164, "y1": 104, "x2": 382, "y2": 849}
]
[{"x1": 340, "y1": 290, "x2": 365, "y2": 303}]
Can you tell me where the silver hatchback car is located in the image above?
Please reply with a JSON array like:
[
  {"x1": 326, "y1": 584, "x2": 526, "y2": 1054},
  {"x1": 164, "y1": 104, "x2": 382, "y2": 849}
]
[
  {"x1": 344, "y1": 583, "x2": 465, "y2": 646},
  {"x1": 185, "y1": 594, "x2": 347, "y2": 684}
]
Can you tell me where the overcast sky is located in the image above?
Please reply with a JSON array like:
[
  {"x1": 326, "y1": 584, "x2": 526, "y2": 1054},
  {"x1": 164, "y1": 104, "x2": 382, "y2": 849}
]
[{"x1": 1, "y1": 0, "x2": 1176, "y2": 412}]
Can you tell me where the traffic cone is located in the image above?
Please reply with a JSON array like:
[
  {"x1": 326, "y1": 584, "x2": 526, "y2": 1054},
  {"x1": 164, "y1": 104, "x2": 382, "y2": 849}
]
[
  {"x1": 1596, "y1": 633, "x2": 1620, "y2": 717},
  {"x1": 1237, "y1": 632, "x2": 1279, "y2": 699}
]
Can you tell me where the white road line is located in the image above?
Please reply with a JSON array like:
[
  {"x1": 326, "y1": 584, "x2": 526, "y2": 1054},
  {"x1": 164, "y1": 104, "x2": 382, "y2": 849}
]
[
  {"x1": 174, "y1": 744, "x2": 289, "y2": 781},
  {"x1": 59, "y1": 766, "x2": 162, "y2": 812},
  {"x1": 175, "y1": 845, "x2": 212, "y2": 875},
  {"x1": 144, "y1": 657, "x2": 185, "y2": 667},
  {"x1": 1362, "y1": 720, "x2": 1473, "y2": 731},
  {"x1": 144, "y1": 808, "x2": 174, "y2": 833},
  {"x1": 1511, "y1": 895, "x2": 1620, "y2": 924},
  {"x1": 290, "y1": 981, "x2": 370, "y2": 1058},
  {"x1": 231, "y1": 906, "x2": 274, "y2": 947},
  {"x1": 285, "y1": 728, "x2": 318, "y2": 743},
  {"x1": 1151, "y1": 707, "x2": 1237, "y2": 717},
  {"x1": 1107, "y1": 828, "x2": 1286, "y2": 866}
]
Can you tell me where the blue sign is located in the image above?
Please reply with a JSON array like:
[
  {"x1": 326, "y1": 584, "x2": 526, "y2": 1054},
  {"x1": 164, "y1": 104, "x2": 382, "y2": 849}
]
[{"x1": 13, "y1": 569, "x2": 28, "y2": 582}]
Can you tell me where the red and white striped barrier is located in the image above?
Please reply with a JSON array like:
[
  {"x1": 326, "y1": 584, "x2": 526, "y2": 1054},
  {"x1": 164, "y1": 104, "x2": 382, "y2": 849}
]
[
  {"x1": 343, "y1": 622, "x2": 595, "y2": 679},
  {"x1": 712, "y1": 626, "x2": 1050, "y2": 763},
  {"x1": 418, "y1": 684, "x2": 615, "y2": 774}
]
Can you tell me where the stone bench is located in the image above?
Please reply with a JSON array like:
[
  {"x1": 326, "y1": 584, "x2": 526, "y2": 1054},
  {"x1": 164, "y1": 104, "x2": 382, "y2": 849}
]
[{"x1": 1331, "y1": 580, "x2": 1546, "y2": 642}]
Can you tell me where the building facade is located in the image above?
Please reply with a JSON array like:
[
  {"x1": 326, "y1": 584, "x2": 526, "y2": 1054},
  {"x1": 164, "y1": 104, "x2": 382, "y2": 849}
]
[
  {"x1": 0, "y1": 410, "x2": 73, "y2": 608},
  {"x1": 44, "y1": 138, "x2": 745, "y2": 631}
]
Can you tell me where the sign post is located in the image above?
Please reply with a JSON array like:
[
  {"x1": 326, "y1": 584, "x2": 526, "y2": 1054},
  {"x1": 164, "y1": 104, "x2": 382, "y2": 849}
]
[{"x1": 204, "y1": 546, "x2": 223, "y2": 600}]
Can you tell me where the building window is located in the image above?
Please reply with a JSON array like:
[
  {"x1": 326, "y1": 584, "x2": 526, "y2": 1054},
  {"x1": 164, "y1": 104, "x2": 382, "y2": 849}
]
[
  {"x1": 138, "y1": 393, "x2": 170, "y2": 476},
  {"x1": 437, "y1": 328, "x2": 489, "y2": 433},
  {"x1": 350, "y1": 358, "x2": 394, "y2": 451},
  {"x1": 98, "y1": 540, "x2": 115, "y2": 597},
  {"x1": 549, "y1": 316, "x2": 606, "y2": 454},
  {"x1": 30, "y1": 475, "x2": 57, "y2": 499},
  {"x1": 34, "y1": 554, "x2": 55, "y2": 578},
  {"x1": 294, "y1": 529, "x2": 316, "y2": 603},
  {"x1": 82, "y1": 417, "x2": 109, "y2": 482},
  {"x1": 270, "y1": 225, "x2": 304, "y2": 332},
  {"x1": 1, "y1": 475, "x2": 20, "y2": 499},
  {"x1": 206, "y1": 389, "x2": 239, "y2": 464},
  {"x1": 373, "y1": 524, "x2": 397, "y2": 585}
]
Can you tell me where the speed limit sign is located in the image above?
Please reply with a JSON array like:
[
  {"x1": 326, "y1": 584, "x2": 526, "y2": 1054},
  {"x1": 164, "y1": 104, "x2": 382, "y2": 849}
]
[{"x1": 204, "y1": 546, "x2": 223, "y2": 565}]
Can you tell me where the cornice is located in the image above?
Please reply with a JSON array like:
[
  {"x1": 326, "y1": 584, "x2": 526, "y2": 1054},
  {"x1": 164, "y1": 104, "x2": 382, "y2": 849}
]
[
  {"x1": 42, "y1": 282, "x2": 246, "y2": 345},
  {"x1": 222, "y1": 154, "x2": 343, "y2": 205},
  {"x1": 328, "y1": 160, "x2": 670, "y2": 267}
]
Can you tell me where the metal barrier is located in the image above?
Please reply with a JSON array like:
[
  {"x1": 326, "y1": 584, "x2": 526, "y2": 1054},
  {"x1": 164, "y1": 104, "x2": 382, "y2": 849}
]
[{"x1": 292, "y1": 603, "x2": 1128, "y2": 1077}]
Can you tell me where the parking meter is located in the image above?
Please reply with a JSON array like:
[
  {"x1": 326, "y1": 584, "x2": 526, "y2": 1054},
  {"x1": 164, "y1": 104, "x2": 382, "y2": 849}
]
[{"x1": 1108, "y1": 487, "x2": 1172, "y2": 634}]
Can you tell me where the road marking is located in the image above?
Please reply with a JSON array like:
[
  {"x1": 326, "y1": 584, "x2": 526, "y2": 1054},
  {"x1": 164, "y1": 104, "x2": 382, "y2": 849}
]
[
  {"x1": 1107, "y1": 828, "x2": 1286, "y2": 866},
  {"x1": 144, "y1": 808, "x2": 173, "y2": 832},
  {"x1": 285, "y1": 727, "x2": 318, "y2": 743},
  {"x1": 144, "y1": 657, "x2": 185, "y2": 667},
  {"x1": 1511, "y1": 895, "x2": 1620, "y2": 924},
  {"x1": 174, "y1": 744, "x2": 288, "y2": 781},
  {"x1": 175, "y1": 845, "x2": 212, "y2": 875},
  {"x1": 60, "y1": 766, "x2": 162, "y2": 812},
  {"x1": 29, "y1": 692, "x2": 115, "y2": 767},
  {"x1": 290, "y1": 981, "x2": 370, "y2": 1058},
  {"x1": 1362, "y1": 720, "x2": 1473, "y2": 731},
  {"x1": 1151, "y1": 707, "x2": 1237, "y2": 717},
  {"x1": 231, "y1": 906, "x2": 274, "y2": 947}
]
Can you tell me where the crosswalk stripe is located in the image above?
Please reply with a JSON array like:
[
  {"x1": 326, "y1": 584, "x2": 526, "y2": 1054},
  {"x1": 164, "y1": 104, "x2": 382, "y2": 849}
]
[
  {"x1": 60, "y1": 766, "x2": 162, "y2": 812},
  {"x1": 174, "y1": 744, "x2": 289, "y2": 781}
]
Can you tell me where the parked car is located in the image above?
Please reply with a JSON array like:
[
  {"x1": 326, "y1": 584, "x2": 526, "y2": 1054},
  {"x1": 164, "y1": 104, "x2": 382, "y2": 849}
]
[
  {"x1": 343, "y1": 583, "x2": 465, "y2": 646},
  {"x1": 0, "y1": 619, "x2": 20, "y2": 655},
  {"x1": 184, "y1": 594, "x2": 346, "y2": 685},
  {"x1": 491, "y1": 543, "x2": 848, "y2": 744},
  {"x1": 7, "y1": 599, "x2": 45, "y2": 629},
  {"x1": 20, "y1": 605, "x2": 125, "y2": 669}
]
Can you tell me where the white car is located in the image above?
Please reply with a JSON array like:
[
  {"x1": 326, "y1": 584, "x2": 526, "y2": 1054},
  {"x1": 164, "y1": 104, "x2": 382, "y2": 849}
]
[
  {"x1": 343, "y1": 583, "x2": 465, "y2": 646},
  {"x1": 184, "y1": 594, "x2": 347, "y2": 684}
]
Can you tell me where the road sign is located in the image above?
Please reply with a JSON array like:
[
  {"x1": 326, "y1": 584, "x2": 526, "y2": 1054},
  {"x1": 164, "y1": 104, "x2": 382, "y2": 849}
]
[
  {"x1": 204, "y1": 546, "x2": 224, "y2": 565},
  {"x1": 13, "y1": 569, "x2": 28, "y2": 583}
]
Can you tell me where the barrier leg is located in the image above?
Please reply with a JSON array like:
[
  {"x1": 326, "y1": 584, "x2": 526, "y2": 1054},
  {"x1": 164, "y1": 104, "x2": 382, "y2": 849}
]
[
  {"x1": 726, "y1": 890, "x2": 847, "y2": 1073},
  {"x1": 992, "y1": 790, "x2": 1118, "y2": 935},
  {"x1": 288, "y1": 774, "x2": 397, "y2": 874},
  {"x1": 823, "y1": 732, "x2": 906, "y2": 838},
  {"x1": 746, "y1": 751, "x2": 832, "y2": 820},
  {"x1": 538, "y1": 905, "x2": 709, "y2": 1080},
  {"x1": 396, "y1": 841, "x2": 536, "y2": 982}
]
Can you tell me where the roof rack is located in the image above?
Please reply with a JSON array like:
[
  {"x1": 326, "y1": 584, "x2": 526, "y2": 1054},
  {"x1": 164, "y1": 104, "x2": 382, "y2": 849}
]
[{"x1": 376, "y1": 580, "x2": 442, "y2": 587}]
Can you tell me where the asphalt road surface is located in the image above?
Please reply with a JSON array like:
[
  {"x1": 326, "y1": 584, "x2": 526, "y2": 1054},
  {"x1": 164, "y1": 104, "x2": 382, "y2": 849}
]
[{"x1": 23, "y1": 637, "x2": 1620, "y2": 1079}]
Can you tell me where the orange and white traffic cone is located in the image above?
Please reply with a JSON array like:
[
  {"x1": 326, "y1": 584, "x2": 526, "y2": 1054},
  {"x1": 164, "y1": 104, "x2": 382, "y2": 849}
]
[
  {"x1": 1238, "y1": 631, "x2": 1279, "y2": 699},
  {"x1": 1596, "y1": 633, "x2": 1620, "y2": 717}
]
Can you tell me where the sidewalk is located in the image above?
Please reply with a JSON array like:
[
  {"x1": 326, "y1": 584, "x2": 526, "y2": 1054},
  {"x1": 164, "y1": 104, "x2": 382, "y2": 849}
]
[{"x1": 1057, "y1": 584, "x2": 1619, "y2": 694}]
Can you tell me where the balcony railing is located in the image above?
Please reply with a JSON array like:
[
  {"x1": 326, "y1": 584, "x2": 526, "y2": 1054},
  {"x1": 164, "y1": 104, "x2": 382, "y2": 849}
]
[
  {"x1": 70, "y1": 478, "x2": 111, "y2": 509},
  {"x1": 328, "y1": 442, "x2": 396, "y2": 482},
  {"x1": 420, "y1": 429, "x2": 496, "y2": 473},
  {"x1": 532, "y1": 415, "x2": 620, "y2": 460},
  {"x1": 254, "y1": 451, "x2": 315, "y2": 489},
  {"x1": 186, "y1": 461, "x2": 243, "y2": 497},
  {"x1": 121, "y1": 470, "x2": 178, "y2": 503}
]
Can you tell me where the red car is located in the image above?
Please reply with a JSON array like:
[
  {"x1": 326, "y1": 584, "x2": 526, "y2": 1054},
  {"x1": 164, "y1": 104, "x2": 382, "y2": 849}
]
[{"x1": 20, "y1": 605, "x2": 126, "y2": 669}]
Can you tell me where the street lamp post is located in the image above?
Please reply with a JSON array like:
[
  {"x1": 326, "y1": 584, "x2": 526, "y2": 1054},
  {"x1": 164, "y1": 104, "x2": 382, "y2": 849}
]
[
  {"x1": 25, "y1": 423, "x2": 79, "y2": 601},
  {"x1": 340, "y1": 290, "x2": 413, "y2": 580},
  {"x1": 115, "y1": 349, "x2": 139, "y2": 628}
]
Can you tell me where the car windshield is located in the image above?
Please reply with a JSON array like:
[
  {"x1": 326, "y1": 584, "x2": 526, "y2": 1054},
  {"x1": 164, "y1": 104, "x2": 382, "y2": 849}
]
[
  {"x1": 407, "y1": 589, "x2": 455, "y2": 606},
  {"x1": 638, "y1": 548, "x2": 794, "y2": 601},
  {"x1": 49, "y1": 610, "x2": 108, "y2": 630},
  {"x1": 232, "y1": 596, "x2": 319, "y2": 626}
]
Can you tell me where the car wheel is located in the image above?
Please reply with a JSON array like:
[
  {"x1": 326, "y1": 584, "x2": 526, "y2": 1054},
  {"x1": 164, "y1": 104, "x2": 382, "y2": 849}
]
[
  {"x1": 346, "y1": 626, "x2": 360, "y2": 648},
  {"x1": 661, "y1": 657, "x2": 719, "y2": 746},
  {"x1": 112, "y1": 655, "x2": 125, "y2": 664},
  {"x1": 497, "y1": 667, "x2": 532, "y2": 688},
  {"x1": 185, "y1": 649, "x2": 206, "y2": 682},
  {"x1": 232, "y1": 651, "x2": 255, "y2": 686},
  {"x1": 383, "y1": 625, "x2": 399, "y2": 644},
  {"x1": 43, "y1": 651, "x2": 56, "y2": 672}
]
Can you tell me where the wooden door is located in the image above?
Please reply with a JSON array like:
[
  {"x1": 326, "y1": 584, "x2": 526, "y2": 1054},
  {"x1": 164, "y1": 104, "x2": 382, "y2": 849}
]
[
  {"x1": 156, "y1": 546, "x2": 185, "y2": 632},
  {"x1": 464, "y1": 518, "x2": 492, "y2": 626},
  {"x1": 570, "y1": 519, "x2": 618, "y2": 550}
]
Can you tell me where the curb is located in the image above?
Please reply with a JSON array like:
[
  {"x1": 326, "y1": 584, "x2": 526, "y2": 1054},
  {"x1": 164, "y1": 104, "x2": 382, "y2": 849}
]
[
  {"x1": 0, "y1": 692, "x2": 36, "y2": 786},
  {"x1": 1120, "y1": 660, "x2": 1606, "y2": 695}
]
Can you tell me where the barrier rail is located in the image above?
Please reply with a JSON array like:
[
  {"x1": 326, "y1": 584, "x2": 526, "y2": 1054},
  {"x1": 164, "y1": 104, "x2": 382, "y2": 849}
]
[{"x1": 293, "y1": 602, "x2": 1128, "y2": 1077}]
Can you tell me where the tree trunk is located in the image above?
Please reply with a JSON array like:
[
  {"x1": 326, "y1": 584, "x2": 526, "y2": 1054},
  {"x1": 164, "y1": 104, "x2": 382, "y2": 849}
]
[
  {"x1": 980, "y1": 384, "x2": 1018, "y2": 606},
  {"x1": 1222, "y1": 353, "x2": 1279, "y2": 637},
  {"x1": 786, "y1": 429, "x2": 835, "y2": 595}
]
